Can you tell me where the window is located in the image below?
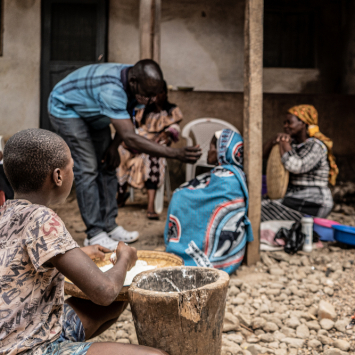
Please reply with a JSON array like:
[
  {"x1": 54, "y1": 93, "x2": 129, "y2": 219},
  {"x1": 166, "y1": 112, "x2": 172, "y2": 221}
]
[{"x1": 263, "y1": 10, "x2": 316, "y2": 68}]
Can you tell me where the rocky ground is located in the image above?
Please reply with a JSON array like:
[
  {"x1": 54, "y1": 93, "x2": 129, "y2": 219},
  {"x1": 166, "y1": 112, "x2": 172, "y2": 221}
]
[
  {"x1": 55, "y1": 184, "x2": 355, "y2": 355},
  {"x1": 88, "y1": 245, "x2": 355, "y2": 355}
]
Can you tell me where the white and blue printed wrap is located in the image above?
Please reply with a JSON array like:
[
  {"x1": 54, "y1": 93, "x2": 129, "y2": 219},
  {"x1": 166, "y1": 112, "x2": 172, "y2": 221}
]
[{"x1": 164, "y1": 129, "x2": 253, "y2": 274}]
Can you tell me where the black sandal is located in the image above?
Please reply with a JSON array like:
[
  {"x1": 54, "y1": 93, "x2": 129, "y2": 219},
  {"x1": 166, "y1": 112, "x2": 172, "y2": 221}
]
[{"x1": 147, "y1": 211, "x2": 159, "y2": 220}]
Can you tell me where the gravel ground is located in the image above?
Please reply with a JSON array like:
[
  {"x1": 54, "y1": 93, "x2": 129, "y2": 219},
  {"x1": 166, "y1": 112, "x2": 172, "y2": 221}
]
[{"x1": 89, "y1": 245, "x2": 355, "y2": 355}]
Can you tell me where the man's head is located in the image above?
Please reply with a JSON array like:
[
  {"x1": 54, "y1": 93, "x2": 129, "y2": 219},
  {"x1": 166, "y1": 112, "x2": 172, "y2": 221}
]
[
  {"x1": 4, "y1": 129, "x2": 74, "y2": 203},
  {"x1": 128, "y1": 59, "x2": 164, "y2": 105}
]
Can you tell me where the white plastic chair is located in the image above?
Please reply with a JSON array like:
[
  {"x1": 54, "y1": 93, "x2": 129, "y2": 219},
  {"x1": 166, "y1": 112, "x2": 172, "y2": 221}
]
[
  {"x1": 182, "y1": 118, "x2": 240, "y2": 181},
  {"x1": 129, "y1": 161, "x2": 171, "y2": 214}
]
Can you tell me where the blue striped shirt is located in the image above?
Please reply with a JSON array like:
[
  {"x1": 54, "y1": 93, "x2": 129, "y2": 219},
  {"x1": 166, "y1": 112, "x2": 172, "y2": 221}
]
[{"x1": 48, "y1": 63, "x2": 133, "y2": 129}]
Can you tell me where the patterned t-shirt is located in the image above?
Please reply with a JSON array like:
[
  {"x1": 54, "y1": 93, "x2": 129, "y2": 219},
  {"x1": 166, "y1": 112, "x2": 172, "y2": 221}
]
[{"x1": 0, "y1": 200, "x2": 79, "y2": 355}]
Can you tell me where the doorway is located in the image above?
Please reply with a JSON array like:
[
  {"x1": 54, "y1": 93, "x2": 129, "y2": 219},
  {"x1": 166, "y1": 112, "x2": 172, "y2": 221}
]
[{"x1": 41, "y1": 0, "x2": 108, "y2": 130}]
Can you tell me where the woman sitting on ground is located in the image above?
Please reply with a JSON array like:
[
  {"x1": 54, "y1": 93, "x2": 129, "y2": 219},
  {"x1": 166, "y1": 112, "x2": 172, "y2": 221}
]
[
  {"x1": 262, "y1": 105, "x2": 338, "y2": 222},
  {"x1": 164, "y1": 129, "x2": 253, "y2": 275},
  {"x1": 116, "y1": 82, "x2": 182, "y2": 220}
]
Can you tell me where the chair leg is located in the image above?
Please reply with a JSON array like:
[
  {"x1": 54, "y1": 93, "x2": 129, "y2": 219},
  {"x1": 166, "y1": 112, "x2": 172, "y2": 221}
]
[
  {"x1": 165, "y1": 164, "x2": 171, "y2": 202},
  {"x1": 186, "y1": 163, "x2": 193, "y2": 182},
  {"x1": 192, "y1": 164, "x2": 197, "y2": 180},
  {"x1": 130, "y1": 187, "x2": 134, "y2": 202},
  {"x1": 154, "y1": 184, "x2": 164, "y2": 214}
]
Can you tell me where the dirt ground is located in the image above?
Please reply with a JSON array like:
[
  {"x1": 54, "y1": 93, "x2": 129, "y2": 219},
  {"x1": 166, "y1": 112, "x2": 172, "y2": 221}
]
[{"x1": 53, "y1": 188, "x2": 168, "y2": 251}]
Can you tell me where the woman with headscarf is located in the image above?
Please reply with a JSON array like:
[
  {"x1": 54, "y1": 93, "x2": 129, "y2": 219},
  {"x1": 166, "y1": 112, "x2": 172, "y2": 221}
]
[
  {"x1": 116, "y1": 82, "x2": 182, "y2": 220},
  {"x1": 164, "y1": 129, "x2": 253, "y2": 275},
  {"x1": 262, "y1": 105, "x2": 338, "y2": 222}
]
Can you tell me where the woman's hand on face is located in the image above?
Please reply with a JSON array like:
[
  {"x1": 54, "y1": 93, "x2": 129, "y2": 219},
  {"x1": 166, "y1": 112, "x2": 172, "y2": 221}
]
[
  {"x1": 80, "y1": 245, "x2": 111, "y2": 260},
  {"x1": 275, "y1": 133, "x2": 291, "y2": 144}
]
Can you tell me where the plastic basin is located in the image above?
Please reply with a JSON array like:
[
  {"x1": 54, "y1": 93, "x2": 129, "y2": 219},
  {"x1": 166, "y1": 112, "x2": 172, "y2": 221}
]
[
  {"x1": 332, "y1": 224, "x2": 355, "y2": 246},
  {"x1": 313, "y1": 218, "x2": 340, "y2": 242}
]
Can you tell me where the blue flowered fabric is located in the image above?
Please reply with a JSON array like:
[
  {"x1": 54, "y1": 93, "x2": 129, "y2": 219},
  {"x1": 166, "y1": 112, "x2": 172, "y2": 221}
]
[
  {"x1": 164, "y1": 129, "x2": 253, "y2": 274},
  {"x1": 48, "y1": 63, "x2": 132, "y2": 129},
  {"x1": 27, "y1": 304, "x2": 92, "y2": 355}
]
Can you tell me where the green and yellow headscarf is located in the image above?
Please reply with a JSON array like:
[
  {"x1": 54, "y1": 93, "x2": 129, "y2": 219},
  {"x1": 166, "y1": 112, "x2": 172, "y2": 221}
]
[{"x1": 287, "y1": 104, "x2": 338, "y2": 186}]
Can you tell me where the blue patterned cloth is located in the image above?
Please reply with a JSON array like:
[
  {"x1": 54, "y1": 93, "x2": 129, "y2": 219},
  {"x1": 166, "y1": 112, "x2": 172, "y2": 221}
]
[
  {"x1": 48, "y1": 63, "x2": 133, "y2": 130},
  {"x1": 164, "y1": 129, "x2": 253, "y2": 274},
  {"x1": 27, "y1": 304, "x2": 92, "y2": 355}
]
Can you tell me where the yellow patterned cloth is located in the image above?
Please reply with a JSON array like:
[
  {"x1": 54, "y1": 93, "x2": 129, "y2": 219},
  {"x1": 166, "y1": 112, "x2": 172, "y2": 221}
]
[{"x1": 287, "y1": 105, "x2": 338, "y2": 185}]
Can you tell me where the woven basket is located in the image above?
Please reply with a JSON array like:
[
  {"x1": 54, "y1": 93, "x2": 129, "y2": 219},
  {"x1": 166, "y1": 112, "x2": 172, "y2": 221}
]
[
  {"x1": 266, "y1": 145, "x2": 289, "y2": 200},
  {"x1": 64, "y1": 250, "x2": 184, "y2": 302}
]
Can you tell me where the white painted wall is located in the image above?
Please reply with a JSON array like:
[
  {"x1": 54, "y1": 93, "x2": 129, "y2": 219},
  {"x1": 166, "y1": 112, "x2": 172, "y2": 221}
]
[{"x1": 0, "y1": 0, "x2": 41, "y2": 139}]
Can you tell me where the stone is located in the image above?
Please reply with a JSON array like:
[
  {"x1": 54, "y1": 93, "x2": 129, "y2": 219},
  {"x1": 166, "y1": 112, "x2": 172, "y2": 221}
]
[
  {"x1": 252, "y1": 317, "x2": 266, "y2": 329},
  {"x1": 246, "y1": 344, "x2": 263, "y2": 355},
  {"x1": 296, "y1": 324, "x2": 309, "y2": 339},
  {"x1": 274, "y1": 350, "x2": 287, "y2": 355},
  {"x1": 281, "y1": 337, "x2": 305, "y2": 348},
  {"x1": 308, "y1": 339, "x2": 322, "y2": 350},
  {"x1": 306, "y1": 320, "x2": 321, "y2": 331},
  {"x1": 334, "y1": 319, "x2": 348, "y2": 333},
  {"x1": 323, "y1": 349, "x2": 349, "y2": 355},
  {"x1": 226, "y1": 333, "x2": 244, "y2": 344},
  {"x1": 333, "y1": 339, "x2": 350, "y2": 351},
  {"x1": 230, "y1": 278, "x2": 243, "y2": 288},
  {"x1": 285, "y1": 317, "x2": 300, "y2": 329},
  {"x1": 231, "y1": 297, "x2": 246, "y2": 306},
  {"x1": 268, "y1": 341, "x2": 279, "y2": 349},
  {"x1": 258, "y1": 333, "x2": 274, "y2": 342},
  {"x1": 273, "y1": 331, "x2": 286, "y2": 341},
  {"x1": 318, "y1": 335, "x2": 334, "y2": 346},
  {"x1": 224, "y1": 312, "x2": 240, "y2": 332},
  {"x1": 236, "y1": 313, "x2": 252, "y2": 328},
  {"x1": 269, "y1": 267, "x2": 285, "y2": 276},
  {"x1": 318, "y1": 300, "x2": 337, "y2": 321},
  {"x1": 263, "y1": 322, "x2": 279, "y2": 332},
  {"x1": 228, "y1": 285, "x2": 241, "y2": 296},
  {"x1": 280, "y1": 327, "x2": 296, "y2": 337},
  {"x1": 117, "y1": 338, "x2": 130, "y2": 344},
  {"x1": 324, "y1": 286, "x2": 334, "y2": 296},
  {"x1": 259, "y1": 304, "x2": 270, "y2": 314},
  {"x1": 320, "y1": 318, "x2": 335, "y2": 330}
]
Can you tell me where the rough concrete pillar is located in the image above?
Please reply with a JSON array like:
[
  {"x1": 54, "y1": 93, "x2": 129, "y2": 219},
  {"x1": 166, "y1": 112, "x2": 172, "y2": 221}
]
[
  {"x1": 139, "y1": 0, "x2": 161, "y2": 63},
  {"x1": 243, "y1": 0, "x2": 263, "y2": 265}
]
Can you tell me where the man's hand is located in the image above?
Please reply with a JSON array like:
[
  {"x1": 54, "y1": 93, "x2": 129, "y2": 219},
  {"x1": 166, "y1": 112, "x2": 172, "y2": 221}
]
[
  {"x1": 176, "y1": 145, "x2": 202, "y2": 163},
  {"x1": 115, "y1": 241, "x2": 138, "y2": 272},
  {"x1": 102, "y1": 142, "x2": 121, "y2": 171},
  {"x1": 81, "y1": 245, "x2": 111, "y2": 260}
]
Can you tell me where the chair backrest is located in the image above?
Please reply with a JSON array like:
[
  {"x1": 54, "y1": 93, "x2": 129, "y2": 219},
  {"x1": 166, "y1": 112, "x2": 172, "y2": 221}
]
[{"x1": 182, "y1": 118, "x2": 240, "y2": 163}]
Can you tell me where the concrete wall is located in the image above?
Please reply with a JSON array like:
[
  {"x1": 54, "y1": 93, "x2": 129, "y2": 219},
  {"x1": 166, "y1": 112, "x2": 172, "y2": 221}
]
[
  {"x1": 109, "y1": 0, "x2": 352, "y2": 95},
  {"x1": 0, "y1": 0, "x2": 41, "y2": 139}
]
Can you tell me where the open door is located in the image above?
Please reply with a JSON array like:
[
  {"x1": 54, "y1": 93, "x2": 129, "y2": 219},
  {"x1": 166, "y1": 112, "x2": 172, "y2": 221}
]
[{"x1": 41, "y1": 0, "x2": 108, "y2": 130}]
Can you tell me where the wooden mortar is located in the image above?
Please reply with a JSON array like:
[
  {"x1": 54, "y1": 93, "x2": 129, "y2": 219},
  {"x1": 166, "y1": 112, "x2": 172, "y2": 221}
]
[{"x1": 129, "y1": 266, "x2": 229, "y2": 355}]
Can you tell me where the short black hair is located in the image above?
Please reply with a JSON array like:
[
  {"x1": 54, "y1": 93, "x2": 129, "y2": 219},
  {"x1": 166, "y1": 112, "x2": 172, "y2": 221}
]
[
  {"x1": 130, "y1": 59, "x2": 164, "y2": 97},
  {"x1": 4, "y1": 129, "x2": 69, "y2": 193}
]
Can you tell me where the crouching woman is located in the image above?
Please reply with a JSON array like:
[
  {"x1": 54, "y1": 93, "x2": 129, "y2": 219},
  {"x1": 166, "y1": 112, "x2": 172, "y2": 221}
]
[{"x1": 164, "y1": 129, "x2": 253, "y2": 274}]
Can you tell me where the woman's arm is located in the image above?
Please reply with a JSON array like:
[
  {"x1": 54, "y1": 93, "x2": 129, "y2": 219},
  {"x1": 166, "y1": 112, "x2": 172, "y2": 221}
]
[
  {"x1": 49, "y1": 242, "x2": 137, "y2": 306},
  {"x1": 281, "y1": 140, "x2": 325, "y2": 174}
]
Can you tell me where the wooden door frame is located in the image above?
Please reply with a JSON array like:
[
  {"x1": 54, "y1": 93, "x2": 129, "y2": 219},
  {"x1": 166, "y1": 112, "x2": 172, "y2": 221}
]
[{"x1": 40, "y1": 0, "x2": 108, "y2": 130}]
